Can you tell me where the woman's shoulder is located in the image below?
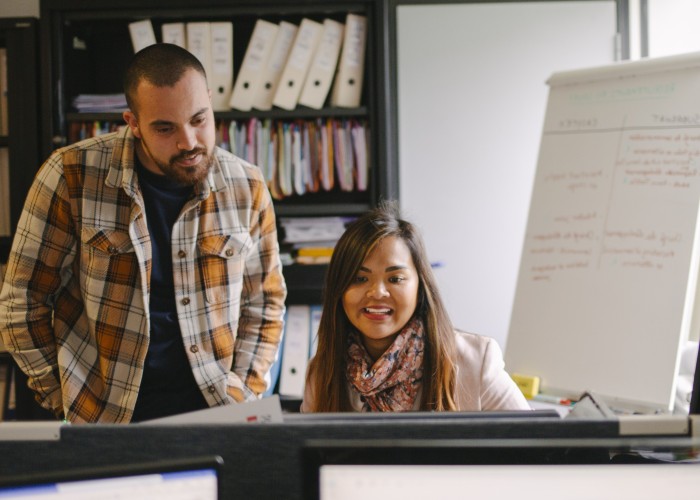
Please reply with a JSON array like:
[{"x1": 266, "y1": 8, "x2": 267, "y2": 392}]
[
  {"x1": 452, "y1": 329, "x2": 506, "y2": 369},
  {"x1": 454, "y1": 329, "x2": 497, "y2": 352}
]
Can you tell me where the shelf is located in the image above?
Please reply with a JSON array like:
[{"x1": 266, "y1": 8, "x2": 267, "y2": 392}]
[
  {"x1": 282, "y1": 263, "x2": 328, "y2": 304},
  {"x1": 41, "y1": 0, "x2": 397, "y2": 310},
  {"x1": 65, "y1": 106, "x2": 369, "y2": 122}
]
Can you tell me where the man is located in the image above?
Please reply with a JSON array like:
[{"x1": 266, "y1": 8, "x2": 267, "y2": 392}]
[{"x1": 0, "y1": 43, "x2": 286, "y2": 423}]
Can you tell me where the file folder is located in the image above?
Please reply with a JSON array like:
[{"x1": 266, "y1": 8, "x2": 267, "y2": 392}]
[
  {"x1": 209, "y1": 22, "x2": 234, "y2": 111},
  {"x1": 279, "y1": 122, "x2": 294, "y2": 196},
  {"x1": 299, "y1": 18, "x2": 344, "y2": 109},
  {"x1": 320, "y1": 118, "x2": 334, "y2": 191},
  {"x1": 229, "y1": 19, "x2": 279, "y2": 111},
  {"x1": 292, "y1": 122, "x2": 305, "y2": 195},
  {"x1": 128, "y1": 19, "x2": 156, "y2": 53},
  {"x1": 161, "y1": 22, "x2": 186, "y2": 48},
  {"x1": 278, "y1": 304, "x2": 311, "y2": 399},
  {"x1": 331, "y1": 13, "x2": 367, "y2": 108},
  {"x1": 252, "y1": 21, "x2": 298, "y2": 111},
  {"x1": 187, "y1": 22, "x2": 212, "y2": 80},
  {"x1": 272, "y1": 18, "x2": 323, "y2": 111},
  {"x1": 352, "y1": 120, "x2": 369, "y2": 191}
]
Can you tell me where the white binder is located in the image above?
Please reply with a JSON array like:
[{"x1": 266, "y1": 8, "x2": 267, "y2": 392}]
[
  {"x1": 278, "y1": 305, "x2": 311, "y2": 399},
  {"x1": 229, "y1": 19, "x2": 279, "y2": 111},
  {"x1": 252, "y1": 21, "x2": 298, "y2": 111},
  {"x1": 299, "y1": 19, "x2": 344, "y2": 109},
  {"x1": 209, "y1": 22, "x2": 234, "y2": 111},
  {"x1": 161, "y1": 22, "x2": 186, "y2": 48},
  {"x1": 272, "y1": 18, "x2": 323, "y2": 111},
  {"x1": 330, "y1": 13, "x2": 367, "y2": 108},
  {"x1": 186, "y1": 22, "x2": 212, "y2": 79},
  {"x1": 128, "y1": 19, "x2": 156, "y2": 53}
]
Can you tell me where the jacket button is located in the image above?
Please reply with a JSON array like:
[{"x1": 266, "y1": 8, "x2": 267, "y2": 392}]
[
  {"x1": 208, "y1": 386, "x2": 216, "y2": 394},
  {"x1": 181, "y1": 297, "x2": 190, "y2": 305},
  {"x1": 108, "y1": 245, "x2": 118, "y2": 254},
  {"x1": 190, "y1": 345, "x2": 199, "y2": 353},
  {"x1": 225, "y1": 248, "x2": 234, "y2": 257},
  {"x1": 178, "y1": 250, "x2": 186, "y2": 258}
]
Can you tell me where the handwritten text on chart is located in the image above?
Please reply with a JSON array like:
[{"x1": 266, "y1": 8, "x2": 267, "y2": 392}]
[
  {"x1": 617, "y1": 132, "x2": 700, "y2": 189},
  {"x1": 544, "y1": 170, "x2": 604, "y2": 192},
  {"x1": 528, "y1": 213, "x2": 682, "y2": 281}
]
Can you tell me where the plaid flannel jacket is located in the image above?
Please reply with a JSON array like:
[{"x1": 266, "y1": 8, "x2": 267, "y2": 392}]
[{"x1": 0, "y1": 126, "x2": 286, "y2": 423}]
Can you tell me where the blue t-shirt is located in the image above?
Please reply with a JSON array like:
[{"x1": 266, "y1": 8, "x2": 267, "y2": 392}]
[{"x1": 131, "y1": 159, "x2": 208, "y2": 422}]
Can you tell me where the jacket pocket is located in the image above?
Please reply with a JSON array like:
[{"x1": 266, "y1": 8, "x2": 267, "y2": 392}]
[
  {"x1": 197, "y1": 233, "x2": 252, "y2": 304},
  {"x1": 80, "y1": 227, "x2": 138, "y2": 302}
]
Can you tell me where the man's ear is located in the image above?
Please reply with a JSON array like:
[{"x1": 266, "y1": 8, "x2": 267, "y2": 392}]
[{"x1": 123, "y1": 110, "x2": 141, "y2": 139}]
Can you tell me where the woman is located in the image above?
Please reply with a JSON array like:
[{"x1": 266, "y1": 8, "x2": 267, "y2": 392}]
[{"x1": 301, "y1": 201, "x2": 530, "y2": 412}]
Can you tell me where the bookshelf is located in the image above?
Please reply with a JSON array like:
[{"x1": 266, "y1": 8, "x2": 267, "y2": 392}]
[
  {"x1": 39, "y1": 0, "x2": 397, "y2": 305},
  {"x1": 0, "y1": 17, "x2": 44, "y2": 421},
  {"x1": 0, "y1": 18, "x2": 41, "y2": 265}
]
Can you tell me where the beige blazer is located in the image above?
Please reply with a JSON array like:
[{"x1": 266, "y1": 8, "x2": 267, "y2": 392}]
[{"x1": 300, "y1": 330, "x2": 531, "y2": 412}]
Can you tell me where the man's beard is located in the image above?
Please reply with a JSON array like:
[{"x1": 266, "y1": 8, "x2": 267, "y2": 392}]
[{"x1": 140, "y1": 138, "x2": 214, "y2": 186}]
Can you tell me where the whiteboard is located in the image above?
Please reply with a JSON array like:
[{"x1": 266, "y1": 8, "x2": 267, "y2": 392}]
[
  {"x1": 505, "y1": 52, "x2": 700, "y2": 413},
  {"x1": 396, "y1": 1, "x2": 617, "y2": 350}
]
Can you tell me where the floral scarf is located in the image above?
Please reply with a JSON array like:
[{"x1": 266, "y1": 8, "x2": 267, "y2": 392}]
[{"x1": 346, "y1": 317, "x2": 425, "y2": 412}]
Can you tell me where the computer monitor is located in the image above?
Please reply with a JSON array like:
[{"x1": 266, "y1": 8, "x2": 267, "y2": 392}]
[
  {"x1": 316, "y1": 462, "x2": 700, "y2": 500},
  {"x1": 303, "y1": 439, "x2": 700, "y2": 500},
  {"x1": 0, "y1": 456, "x2": 223, "y2": 499}
]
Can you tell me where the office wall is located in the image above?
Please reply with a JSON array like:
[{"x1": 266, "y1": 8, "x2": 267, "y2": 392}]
[
  {"x1": 397, "y1": 2, "x2": 617, "y2": 350},
  {"x1": 648, "y1": 0, "x2": 700, "y2": 57},
  {"x1": 0, "y1": 1, "x2": 39, "y2": 17}
]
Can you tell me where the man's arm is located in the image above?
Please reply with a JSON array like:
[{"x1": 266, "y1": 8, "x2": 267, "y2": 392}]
[
  {"x1": 227, "y1": 179, "x2": 287, "y2": 401},
  {"x1": 0, "y1": 154, "x2": 76, "y2": 415}
]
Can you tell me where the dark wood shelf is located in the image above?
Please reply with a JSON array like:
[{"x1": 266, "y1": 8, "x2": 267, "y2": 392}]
[
  {"x1": 65, "y1": 106, "x2": 368, "y2": 122},
  {"x1": 0, "y1": 17, "x2": 42, "y2": 421}
]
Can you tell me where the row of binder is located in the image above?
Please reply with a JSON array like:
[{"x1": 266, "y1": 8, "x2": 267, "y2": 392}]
[
  {"x1": 66, "y1": 117, "x2": 370, "y2": 199},
  {"x1": 128, "y1": 13, "x2": 367, "y2": 112},
  {"x1": 265, "y1": 304, "x2": 322, "y2": 399},
  {"x1": 219, "y1": 117, "x2": 370, "y2": 199},
  {"x1": 68, "y1": 121, "x2": 124, "y2": 144}
]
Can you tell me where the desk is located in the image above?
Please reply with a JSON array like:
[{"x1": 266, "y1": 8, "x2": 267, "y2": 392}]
[{"x1": 0, "y1": 416, "x2": 697, "y2": 500}]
